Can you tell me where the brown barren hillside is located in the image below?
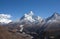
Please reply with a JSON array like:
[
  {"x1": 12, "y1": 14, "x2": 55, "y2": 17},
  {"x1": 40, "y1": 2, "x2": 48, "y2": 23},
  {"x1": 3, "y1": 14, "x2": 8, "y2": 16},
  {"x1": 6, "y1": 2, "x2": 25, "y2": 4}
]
[{"x1": 0, "y1": 26, "x2": 32, "y2": 39}]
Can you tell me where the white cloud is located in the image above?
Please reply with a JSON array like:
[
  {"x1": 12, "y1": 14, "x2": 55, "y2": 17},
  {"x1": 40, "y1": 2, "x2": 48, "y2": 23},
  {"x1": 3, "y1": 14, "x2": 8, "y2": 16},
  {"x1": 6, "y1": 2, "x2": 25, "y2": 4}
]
[
  {"x1": 0, "y1": 14, "x2": 12, "y2": 24},
  {"x1": 0, "y1": 14, "x2": 11, "y2": 18}
]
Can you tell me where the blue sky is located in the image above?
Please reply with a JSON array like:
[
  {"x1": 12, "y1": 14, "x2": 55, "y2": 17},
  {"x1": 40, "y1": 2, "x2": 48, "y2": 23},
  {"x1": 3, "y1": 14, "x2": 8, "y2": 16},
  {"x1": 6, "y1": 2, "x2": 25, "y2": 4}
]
[{"x1": 0, "y1": 0, "x2": 60, "y2": 20}]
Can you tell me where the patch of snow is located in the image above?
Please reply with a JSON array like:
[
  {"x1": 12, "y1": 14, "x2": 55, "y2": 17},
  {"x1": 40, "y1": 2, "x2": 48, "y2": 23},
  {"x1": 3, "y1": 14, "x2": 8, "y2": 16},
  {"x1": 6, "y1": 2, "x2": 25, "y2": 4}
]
[{"x1": 20, "y1": 25, "x2": 24, "y2": 32}]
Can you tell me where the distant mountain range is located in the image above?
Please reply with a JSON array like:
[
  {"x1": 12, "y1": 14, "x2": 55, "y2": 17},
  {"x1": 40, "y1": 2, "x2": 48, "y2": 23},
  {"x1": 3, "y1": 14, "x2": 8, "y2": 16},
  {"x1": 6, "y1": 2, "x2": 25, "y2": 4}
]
[
  {"x1": 1, "y1": 11, "x2": 60, "y2": 25},
  {"x1": 0, "y1": 11, "x2": 60, "y2": 39},
  {"x1": 0, "y1": 11, "x2": 60, "y2": 33}
]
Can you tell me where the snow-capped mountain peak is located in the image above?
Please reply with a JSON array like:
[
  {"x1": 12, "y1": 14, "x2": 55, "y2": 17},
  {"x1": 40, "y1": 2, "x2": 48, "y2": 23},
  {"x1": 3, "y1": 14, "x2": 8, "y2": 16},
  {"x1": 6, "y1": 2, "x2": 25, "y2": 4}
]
[
  {"x1": 24, "y1": 11, "x2": 34, "y2": 17},
  {"x1": 28, "y1": 11, "x2": 34, "y2": 16},
  {"x1": 24, "y1": 11, "x2": 35, "y2": 22},
  {"x1": 20, "y1": 11, "x2": 43, "y2": 24},
  {"x1": 52, "y1": 13, "x2": 60, "y2": 18},
  {"x1": 51, "y1": 13, "x2": 60, "y2": 19},
  {"x1": 53, "y1": 13, "x2": 58, "y2": 17},
  {"x1": 46, "y1": 13, "x2": 60, "y2": 23}
]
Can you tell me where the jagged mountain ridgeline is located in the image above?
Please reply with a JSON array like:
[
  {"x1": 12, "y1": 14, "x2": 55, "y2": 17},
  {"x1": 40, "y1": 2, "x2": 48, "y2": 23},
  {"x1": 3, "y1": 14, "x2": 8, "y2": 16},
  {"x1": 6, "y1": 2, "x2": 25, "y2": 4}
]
[{"x1": 0, "y1": 11, "x2": 60, "y2": 39}]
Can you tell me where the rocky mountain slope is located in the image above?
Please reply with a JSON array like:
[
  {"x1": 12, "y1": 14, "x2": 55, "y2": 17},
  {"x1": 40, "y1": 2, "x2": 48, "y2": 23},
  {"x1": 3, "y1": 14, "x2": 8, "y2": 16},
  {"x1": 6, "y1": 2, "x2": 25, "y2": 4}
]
[{"x1": 0, "y1": 26, "x2": 32, "y2": 39}]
